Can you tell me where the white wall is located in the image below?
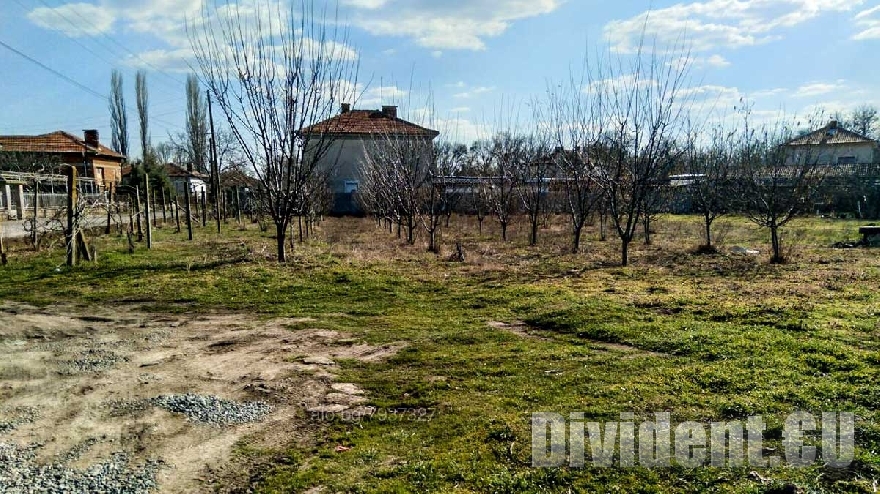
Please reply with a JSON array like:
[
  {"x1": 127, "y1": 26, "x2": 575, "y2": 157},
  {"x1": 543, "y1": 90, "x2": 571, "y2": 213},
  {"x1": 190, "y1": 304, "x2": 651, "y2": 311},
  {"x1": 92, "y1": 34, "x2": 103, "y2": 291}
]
[
  {"x1": 787, "y1": 142, "x2": 878, "y2": 165},
  {"x1": 172, "y1": 177, "x2": 207, "y2": 198}
]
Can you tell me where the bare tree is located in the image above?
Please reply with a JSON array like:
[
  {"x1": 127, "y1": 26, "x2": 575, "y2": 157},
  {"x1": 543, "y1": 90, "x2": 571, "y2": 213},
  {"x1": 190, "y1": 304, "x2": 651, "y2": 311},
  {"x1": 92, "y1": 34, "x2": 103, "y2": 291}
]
[
  {"x1": 478, "y1": 134, "x2": 524, "y2": 242},
  {"x1": 514, "y1": 135, "x2": 551, "y2": 246},
  {"x1": 733, "y1": 119, "x2": 827, "y2": 263},
  {"x1": 587, "y1": 45, "x2": 693, "y2": 265},
  {"x1": 684, "y1": 124, "x2": 736, "y2": 250},
  {"x1": 847, "y1": 104, "x2": 878, "y2": 139},
  {"x1": 361, "y1": 124, "x2": 435, "y2": 245},
  {"x1": 109, "y1": 70, "x2": 129, "y2": 157},
  {"x1": 543, "y1": 75, "x2": 607, "y2": 253},
  {"x1": 190, "y1": 0, "x2": 359, "y2": 262},
  {"x1": 185, "y1": 74, "x2": 209, "y2": 174},
  {"x1": 135, "y1": 70, "x2": 151, "y2": 162}
]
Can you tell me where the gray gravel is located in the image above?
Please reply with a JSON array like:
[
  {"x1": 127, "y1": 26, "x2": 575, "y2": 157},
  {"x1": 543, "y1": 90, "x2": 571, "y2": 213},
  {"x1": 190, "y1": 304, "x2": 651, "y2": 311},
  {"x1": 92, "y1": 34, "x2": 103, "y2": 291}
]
[
  {"x1": 0, "y1": 443, "x2": 162, "y2": 493},
  {"x1": 60, "y1": 348, "x2": 128, "y2": 375},
  {"x1": 150, "y1": 394, "x2": 272, "y2": 425},
  {"x1": 0, "y1": 407, "x2": 37, "y2": 435}
]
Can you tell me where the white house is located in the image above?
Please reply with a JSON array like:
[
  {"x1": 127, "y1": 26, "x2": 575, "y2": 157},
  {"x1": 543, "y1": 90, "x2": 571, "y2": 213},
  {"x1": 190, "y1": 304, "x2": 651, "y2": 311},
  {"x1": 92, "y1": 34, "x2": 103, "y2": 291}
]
[
  {"x1": 165, "y1": 163, "x2": 208, "y2": 198},
  {"x1": 785, "y1": 120, "x2": 878, "y2": 166},
  {"x1": 301, "y1": 104, "x2": 440, "y2": 215}
]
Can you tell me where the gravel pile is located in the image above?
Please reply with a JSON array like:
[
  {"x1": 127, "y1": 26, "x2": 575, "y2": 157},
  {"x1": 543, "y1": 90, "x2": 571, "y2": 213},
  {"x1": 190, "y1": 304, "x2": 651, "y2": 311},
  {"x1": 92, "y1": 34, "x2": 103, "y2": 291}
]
[
  {"x1": 150, "y1": 394, "x2": 272, "y2": 425},
  {"x1": 0, "y1": 443, "x2": 162, "y2": 493},
  {"x1": 0, "y1": 407, "x2": 37, "y2": 434},
  {"x1": 61, "y1": 348, "x2": 129, "y2": 374}
]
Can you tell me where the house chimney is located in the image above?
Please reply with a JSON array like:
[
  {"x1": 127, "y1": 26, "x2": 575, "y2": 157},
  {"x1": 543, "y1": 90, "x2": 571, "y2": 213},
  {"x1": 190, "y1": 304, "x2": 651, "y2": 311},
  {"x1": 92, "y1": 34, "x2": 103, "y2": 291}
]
[
  {"x1": 341, "y1": 103, "x2": 351, "y2": 114},
  {"x1": 828, "y1": 120, "x2": 839, "y2": 130},
  {"x1": 382, "y1": 105, "x2": 398, "y2": 118},
  {"x1": 84, "y1": 129, "x2": 99, "y2": 148}
]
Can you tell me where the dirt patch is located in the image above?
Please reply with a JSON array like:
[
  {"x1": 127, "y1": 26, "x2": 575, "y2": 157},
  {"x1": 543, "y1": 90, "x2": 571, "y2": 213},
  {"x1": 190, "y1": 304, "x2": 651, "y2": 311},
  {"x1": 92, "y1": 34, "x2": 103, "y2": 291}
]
[
  {"x1": 487, "y1": 321, "x2": 552, "y2": 341},
  {"x1": 0, "y1": 301, "x2": 404, "y2": 493}
]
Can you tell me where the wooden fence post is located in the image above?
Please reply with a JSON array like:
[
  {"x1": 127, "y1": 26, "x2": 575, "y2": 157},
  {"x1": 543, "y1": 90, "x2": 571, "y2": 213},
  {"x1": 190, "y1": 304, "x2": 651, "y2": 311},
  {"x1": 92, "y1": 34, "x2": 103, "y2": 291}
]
[
  {"x1": 66, "y1": 166, "x2": 77, "y2": 266},
  {"x1": 144, "y1": 173, "x2": 152, "y2": 249}
]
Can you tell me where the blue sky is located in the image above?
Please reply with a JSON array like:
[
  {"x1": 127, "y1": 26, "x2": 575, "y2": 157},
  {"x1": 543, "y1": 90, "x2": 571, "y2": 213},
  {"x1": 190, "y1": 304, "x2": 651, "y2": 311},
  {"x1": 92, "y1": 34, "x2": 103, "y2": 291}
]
[{"x1": 1, "y1": 0, "x2": 878, "y2": 155}]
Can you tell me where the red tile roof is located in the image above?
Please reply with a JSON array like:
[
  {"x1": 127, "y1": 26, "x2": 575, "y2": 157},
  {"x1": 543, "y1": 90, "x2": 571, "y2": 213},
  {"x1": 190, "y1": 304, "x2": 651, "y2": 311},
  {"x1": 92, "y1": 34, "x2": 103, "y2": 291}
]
[
  {"x1": 0, "y1": 131, "x2": 126, "y2": 159},
  {"x1": 786, "y1": 123, "x2": 876, "y2": 146},
  {"x1": 301, "y1": 109, "x2": 439, "y2": 137}
]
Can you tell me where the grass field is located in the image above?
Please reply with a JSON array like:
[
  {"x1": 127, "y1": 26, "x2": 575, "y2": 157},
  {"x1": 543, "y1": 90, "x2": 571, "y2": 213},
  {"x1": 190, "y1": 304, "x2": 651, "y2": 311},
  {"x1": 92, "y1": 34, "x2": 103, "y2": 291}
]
[{"x1": 0, "y1": 214, "x2": 878, "y2": 493}]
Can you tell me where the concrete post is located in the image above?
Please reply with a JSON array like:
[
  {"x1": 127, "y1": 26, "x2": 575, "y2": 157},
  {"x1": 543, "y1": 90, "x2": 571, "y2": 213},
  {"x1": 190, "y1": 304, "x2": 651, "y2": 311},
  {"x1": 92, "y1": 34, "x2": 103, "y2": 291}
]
[
  {"x1": 3, "y1": 185, "x2": 10, "y2": 216},
  {"x1": 16, "y1": 185, "x2": 25, "y2": 220}
]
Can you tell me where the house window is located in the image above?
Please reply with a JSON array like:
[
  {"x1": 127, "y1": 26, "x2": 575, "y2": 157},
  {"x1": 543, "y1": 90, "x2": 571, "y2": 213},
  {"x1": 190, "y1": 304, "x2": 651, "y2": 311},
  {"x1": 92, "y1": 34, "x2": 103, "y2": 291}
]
[
  {"x1": 837, "y1": 156, "x2": 856, "y2": 165},
  {"x1": 344, "y1": 181, "x2": 359, "y2": 193}
]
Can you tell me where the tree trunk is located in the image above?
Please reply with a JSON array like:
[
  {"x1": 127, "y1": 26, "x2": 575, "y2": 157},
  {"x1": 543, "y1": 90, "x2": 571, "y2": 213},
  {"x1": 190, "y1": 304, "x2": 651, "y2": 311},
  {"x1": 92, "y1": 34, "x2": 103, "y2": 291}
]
[
  {"x1": 501, "y1": 222, "x2": 507, "y2": 242},
  {"x1": 276, "y1": 222, "x2": 287, "y2": 262},
  {"x1": 298, "y1": 215, "x2": 304, "y2": 243},
  {"x1": 599, "y1": 211, "x2": 607, "y2": 241},
  {"x1": 530, "y1": 215, "x2": 538, "y2": 246},
  {"x1": 572, "y1": 222, "x2": 583, "y2": 254},
  {"x1": 704, "y1": 216, "x2": 712, "y2": 248},
  {"x1": 407, "y1": 215, "x2": 415, "y2": 244},
  {"x1": 478, "y1": 216, "x2": 484, "y2": 234},
  {"x1": 770, "y1": 225, "x2": 782, "y2": 264},
  {"x1": 621, "y1": 237, "x2": 630, "y2": 267},
  {"x1": 643, "y1": 215, "x2": 652, "y2": 246},
  {"x1": 428, "y1": 227, "x2": 437, "y2": 253}
]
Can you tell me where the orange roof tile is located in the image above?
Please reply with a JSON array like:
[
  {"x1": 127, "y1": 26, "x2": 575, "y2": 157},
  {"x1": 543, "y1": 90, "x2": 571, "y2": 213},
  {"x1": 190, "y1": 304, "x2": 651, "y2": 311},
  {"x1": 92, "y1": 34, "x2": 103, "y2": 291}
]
[
  {"x1": 302, "y1": 109, "x2": 439, "y2": 137},
  {"x1": 0, "y1": 131, "x2": 126, "y2": 159}
]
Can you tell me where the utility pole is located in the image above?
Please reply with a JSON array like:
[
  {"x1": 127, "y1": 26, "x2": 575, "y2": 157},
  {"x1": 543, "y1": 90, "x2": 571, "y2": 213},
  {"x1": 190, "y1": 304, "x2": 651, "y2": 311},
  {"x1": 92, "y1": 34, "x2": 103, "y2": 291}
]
[{"x1": 208, "y1": 94, "x2": 221, "y2": 234}]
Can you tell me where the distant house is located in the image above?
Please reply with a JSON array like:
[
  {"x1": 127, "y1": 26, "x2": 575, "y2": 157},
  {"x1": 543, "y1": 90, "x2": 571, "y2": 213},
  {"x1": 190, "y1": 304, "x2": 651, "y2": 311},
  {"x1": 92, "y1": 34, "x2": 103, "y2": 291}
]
[
  {"x1": 165, "y1": 163, "x2": 208, "y2": 198},
  {"x1": 121, "y1": 163, "x2": 207, "y2": 198},
  {"x1": 785, "y1": 120, "x2": 878, "y2": 166},
  {"x1": 301, "y1": 104, "x2": 440, "y2": 215},
  {"x1": 0, "y1": 130, "x2": 126, "y2": 188}
]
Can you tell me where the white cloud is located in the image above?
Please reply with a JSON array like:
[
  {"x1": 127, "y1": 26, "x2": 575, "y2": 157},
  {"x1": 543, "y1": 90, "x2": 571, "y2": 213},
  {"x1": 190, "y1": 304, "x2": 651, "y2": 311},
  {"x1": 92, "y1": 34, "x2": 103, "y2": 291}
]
[
  {"x1": 854, "y1": 6, "x2": 880, "y2": 40},
  {"x1": 341, "y1": 0, "x2": 388, "y2": 9},
  {"x1": 705, "y1": 54, "x2": 731, "y2": 67},
  {"x1": 454, "y1": 86, "x2": 495, "y2": 99},
  {"x1": 605, "y1": 0, "x2": 864, "y2": 54},
  {"x1": 27, "y1": 3, "x2": 116, "y2": 37},
  {"x1": 343, "y1": 0, "x2": 563, "y2": 50},
  {"x1": 359, "y1": 85, "x2": 409, "y2": 107},
  {"x1": 28, "y1": 0, "x2": 358, "y2": 72},
  {"x1": 431, "y1": 50, "x2": 443, "y2": 58},
  {"x1": 794, "y1": 80, "x2": 847, "y2": 98}
]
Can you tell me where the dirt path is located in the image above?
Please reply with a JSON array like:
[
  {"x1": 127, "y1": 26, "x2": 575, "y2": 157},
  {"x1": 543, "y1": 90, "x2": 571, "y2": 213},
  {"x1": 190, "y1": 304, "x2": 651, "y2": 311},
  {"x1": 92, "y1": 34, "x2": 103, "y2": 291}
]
[{"x1": 0, "y1": 302, "x2": 404, "y2": 493}]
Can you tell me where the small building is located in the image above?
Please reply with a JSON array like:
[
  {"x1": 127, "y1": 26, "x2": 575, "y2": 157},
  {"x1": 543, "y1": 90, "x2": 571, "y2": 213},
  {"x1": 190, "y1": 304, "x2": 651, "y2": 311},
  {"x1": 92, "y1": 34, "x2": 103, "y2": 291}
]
[
  {"x1": 0, "y1": 130, "x2": 126, "y2": 189},
  {"x1": 121, "y1": 163, "x2": 207, "y2": 199},
  {"x1": 301, "y1": 104, "x2": 440, "y2": 215},
  {"x1": 785, "y1": 120, "x2": 878, "y2": 166},
  {"x1": 165, "y1": 163, "x2": 208, "y2": 198}
]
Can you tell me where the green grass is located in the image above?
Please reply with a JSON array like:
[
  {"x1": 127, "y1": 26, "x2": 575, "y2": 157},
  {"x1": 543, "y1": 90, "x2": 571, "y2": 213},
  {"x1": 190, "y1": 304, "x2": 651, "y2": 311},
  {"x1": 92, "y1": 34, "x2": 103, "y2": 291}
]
[{"x1": 1, "y1": 215, "x2": 879, "y2": 493}]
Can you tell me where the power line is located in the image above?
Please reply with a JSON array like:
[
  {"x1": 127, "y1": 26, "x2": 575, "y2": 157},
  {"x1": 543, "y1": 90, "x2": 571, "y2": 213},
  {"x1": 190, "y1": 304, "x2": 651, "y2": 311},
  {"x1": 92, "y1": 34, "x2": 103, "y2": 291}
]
[
  {"x1": 9, "y1": 0, "x2": 121, "y2": 69},
  {"x1": 0, "y1": 38, "x2": 107, "y2": 100},
  {"x1": 34, "y1": 0, "x2": 190, "y2": 90}
]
